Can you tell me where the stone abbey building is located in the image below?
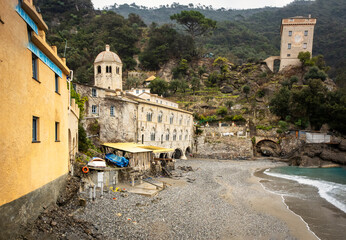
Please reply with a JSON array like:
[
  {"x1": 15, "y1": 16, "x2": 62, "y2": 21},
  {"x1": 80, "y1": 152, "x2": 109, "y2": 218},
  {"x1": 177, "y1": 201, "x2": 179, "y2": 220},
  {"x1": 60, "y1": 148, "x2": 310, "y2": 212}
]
[{"x1": 75, "y1": 45, "x2": 194, "y2": 159}]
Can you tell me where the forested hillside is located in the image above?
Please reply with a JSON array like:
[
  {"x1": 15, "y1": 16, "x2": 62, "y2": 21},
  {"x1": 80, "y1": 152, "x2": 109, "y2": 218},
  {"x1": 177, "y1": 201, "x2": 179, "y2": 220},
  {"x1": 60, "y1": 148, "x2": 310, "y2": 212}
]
[
  {"x1": 36, "y1": 0, "x2": 345, "y2": 87},
  {"x1": 109, "y1": 3, "x2": 278, "y2": 24}
]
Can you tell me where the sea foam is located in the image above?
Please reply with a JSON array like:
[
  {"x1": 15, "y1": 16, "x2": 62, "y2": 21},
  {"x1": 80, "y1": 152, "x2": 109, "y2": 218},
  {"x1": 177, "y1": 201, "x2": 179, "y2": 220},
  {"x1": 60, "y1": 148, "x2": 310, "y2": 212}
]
[{"x1": 264, "y1": 169, "x2": 346, "y2": 213}]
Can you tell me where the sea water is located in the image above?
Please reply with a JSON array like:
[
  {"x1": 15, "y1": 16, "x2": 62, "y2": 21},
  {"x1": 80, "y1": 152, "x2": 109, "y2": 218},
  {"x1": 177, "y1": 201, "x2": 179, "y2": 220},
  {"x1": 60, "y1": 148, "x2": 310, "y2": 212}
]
[
  {"x1": 265, "y1": 167, "x2": 346, "y2": 213},
  {"x1": 260, "y1": 166, "x2": 346, "y2": 240}
]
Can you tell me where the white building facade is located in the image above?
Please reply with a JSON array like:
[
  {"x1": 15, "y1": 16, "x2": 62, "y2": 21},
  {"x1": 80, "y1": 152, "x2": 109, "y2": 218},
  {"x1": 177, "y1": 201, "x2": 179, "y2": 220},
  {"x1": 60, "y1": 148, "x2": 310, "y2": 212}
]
[{"x1": 76, "y1": 45, "x2": 193, "y2": 159}]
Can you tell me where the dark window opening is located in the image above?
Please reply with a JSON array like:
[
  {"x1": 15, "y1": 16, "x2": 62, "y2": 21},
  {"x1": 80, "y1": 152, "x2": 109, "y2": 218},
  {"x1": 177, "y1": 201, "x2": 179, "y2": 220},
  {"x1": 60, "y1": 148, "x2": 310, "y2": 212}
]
[
  {"x1": 32, "y1": 53, "x2": 38, "y2": 80},
  {"x1": 55, "y1": 122, "x2": 60, "y2": 142},
  {"x1": 32, "y1": 116, "x2": 39, "y2": 142},
  {"x1": 97, "y1": 66, "x2": 101, "y2": 74},
  {"x1": 55, "y1": 74, "x2": 59, "y2": 93}
]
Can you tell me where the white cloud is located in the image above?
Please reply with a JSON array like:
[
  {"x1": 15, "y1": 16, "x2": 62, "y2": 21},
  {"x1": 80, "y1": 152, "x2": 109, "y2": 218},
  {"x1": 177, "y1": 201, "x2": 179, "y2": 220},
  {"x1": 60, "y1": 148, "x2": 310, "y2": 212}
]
[{"x1": 91, "y1": 0, "x2": 295, "y2": 10}]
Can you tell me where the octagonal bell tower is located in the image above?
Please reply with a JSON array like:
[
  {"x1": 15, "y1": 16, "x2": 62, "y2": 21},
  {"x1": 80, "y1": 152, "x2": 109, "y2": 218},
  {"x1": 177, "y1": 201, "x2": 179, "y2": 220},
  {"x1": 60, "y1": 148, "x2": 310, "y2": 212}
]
[{"x1": 94, "y1": 45, "x2": 123, "y2": 91}]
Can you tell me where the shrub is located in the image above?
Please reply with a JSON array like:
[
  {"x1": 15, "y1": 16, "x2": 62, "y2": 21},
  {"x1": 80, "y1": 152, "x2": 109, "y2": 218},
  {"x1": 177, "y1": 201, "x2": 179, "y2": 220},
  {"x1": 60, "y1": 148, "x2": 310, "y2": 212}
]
[
  {"x1": 216, "y1": 106, "x2": 228, "y2": 116},
  {"x1": 232, "y1": 115, "x2": 246, "y2": 122}
]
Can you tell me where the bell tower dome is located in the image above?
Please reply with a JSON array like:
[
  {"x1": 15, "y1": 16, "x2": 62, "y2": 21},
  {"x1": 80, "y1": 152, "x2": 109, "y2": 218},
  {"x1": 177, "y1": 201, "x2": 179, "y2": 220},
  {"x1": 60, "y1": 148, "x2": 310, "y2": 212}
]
[{"x1": 94, "y1": 45, "x2": 123, "y2": 91}]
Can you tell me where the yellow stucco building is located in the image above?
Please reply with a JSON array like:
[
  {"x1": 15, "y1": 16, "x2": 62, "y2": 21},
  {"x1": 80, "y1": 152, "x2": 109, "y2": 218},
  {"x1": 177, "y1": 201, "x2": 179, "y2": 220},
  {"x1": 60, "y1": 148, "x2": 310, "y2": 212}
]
[{"x1": 0, "y1": 0, "x2": 77, "y2": 237}]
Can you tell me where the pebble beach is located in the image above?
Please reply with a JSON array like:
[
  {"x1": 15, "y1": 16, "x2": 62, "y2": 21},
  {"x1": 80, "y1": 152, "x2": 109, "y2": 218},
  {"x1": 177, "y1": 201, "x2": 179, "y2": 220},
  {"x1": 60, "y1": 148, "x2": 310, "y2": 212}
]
[{"x1": 75, "y1": 159, "x2": 318, "y2": 239}]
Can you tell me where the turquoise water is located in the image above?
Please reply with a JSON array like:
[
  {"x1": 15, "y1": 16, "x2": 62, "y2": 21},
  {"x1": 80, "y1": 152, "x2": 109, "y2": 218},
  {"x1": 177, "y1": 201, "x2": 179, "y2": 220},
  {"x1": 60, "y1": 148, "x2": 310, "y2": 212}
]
[
  {"x1": 269, "y1": 167, "x2": 346, "y2": 184},
  {"x1": 264, "y1": 167, "x2": 346, "y2": 213}
]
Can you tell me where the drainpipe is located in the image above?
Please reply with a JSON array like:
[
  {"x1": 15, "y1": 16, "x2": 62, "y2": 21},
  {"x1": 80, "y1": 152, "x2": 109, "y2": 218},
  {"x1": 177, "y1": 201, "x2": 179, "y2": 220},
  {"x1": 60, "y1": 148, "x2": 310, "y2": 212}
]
[{"x1": 68, "y1": 70, "x2": 73, "y2": 111}]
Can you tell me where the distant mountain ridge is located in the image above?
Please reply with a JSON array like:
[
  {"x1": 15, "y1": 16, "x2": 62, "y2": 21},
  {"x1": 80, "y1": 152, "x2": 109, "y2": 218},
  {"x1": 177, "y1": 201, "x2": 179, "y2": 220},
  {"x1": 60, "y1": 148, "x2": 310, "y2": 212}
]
[{"x1": 109, "y1": 3, "x2": 279, "y2": 24}]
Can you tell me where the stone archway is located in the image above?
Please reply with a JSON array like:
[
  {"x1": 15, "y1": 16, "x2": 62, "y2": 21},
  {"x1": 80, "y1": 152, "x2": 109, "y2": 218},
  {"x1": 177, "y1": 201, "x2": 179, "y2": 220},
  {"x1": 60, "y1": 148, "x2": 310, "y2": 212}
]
[
  {"x1": 172, "y1": 148, "x2": 183, "y2": 159},
  {"x1": 273, "y1": 59, "x2": 281, "y2": 73},
  {"x1": 256, "y1": 140, "x2": 281, "y2": 157},
  {"x1": 185, "y1": 147, "x2": 192, "y2": 157}
]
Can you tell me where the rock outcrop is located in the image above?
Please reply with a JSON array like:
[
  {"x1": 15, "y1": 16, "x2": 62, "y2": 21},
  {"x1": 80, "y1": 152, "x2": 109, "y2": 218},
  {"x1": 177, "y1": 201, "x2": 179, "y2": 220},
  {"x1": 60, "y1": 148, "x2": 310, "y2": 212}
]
[{"x1": 288, "y1": 139, "x2": 346, "y2": 167}]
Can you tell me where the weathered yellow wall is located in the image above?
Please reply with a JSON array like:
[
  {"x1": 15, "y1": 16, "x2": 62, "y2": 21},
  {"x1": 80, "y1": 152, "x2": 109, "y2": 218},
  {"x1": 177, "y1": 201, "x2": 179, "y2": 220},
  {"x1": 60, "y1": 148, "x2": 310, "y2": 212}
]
[{"x1": 0, "y1": 0, "x2": 69, "y2": 206}]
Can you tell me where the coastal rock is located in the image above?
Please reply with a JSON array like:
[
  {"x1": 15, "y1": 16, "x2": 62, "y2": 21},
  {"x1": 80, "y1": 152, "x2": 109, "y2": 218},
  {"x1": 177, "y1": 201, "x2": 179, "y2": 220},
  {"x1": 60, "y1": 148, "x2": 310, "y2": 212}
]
[
  {"x1": 300, "y1": 156, "x2": 321, "y2": 167},
  {"x1": 287, "y1": 142, "x2": 346, "y2": 167},
  {"x1": 338, "y1": 138, "x2": 346, "y2": 151},
  {"x1": 320, "y1": 150, "x2": 346, "y2": 164}
]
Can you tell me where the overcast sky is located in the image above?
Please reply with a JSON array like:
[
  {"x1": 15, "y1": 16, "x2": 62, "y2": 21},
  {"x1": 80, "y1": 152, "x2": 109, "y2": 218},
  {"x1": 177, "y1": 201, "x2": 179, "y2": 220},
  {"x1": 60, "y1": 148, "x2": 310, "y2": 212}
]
[{"x1": 91, "y1": 0, "x2": 296, "y2": 10}]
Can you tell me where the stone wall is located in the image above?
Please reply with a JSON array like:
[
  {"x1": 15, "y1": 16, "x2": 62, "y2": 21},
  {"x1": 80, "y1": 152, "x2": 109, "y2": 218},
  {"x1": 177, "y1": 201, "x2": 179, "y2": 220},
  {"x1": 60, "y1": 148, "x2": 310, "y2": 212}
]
[{"x1": 194, "y1": 135, "x2": 253, "y2": 160}]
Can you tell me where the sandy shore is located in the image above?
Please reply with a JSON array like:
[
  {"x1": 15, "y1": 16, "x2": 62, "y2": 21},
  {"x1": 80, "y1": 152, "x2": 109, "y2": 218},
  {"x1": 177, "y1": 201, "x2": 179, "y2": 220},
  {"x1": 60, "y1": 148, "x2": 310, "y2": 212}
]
[{"x1": 72, "y1": 159, "x2": 319, "y2": 239}]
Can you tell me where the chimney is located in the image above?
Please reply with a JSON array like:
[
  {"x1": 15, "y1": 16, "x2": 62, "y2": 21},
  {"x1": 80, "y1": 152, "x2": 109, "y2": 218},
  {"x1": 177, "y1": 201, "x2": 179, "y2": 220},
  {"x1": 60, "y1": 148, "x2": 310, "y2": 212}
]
[{"x1": 106, "y1": 44, "x2": 110, "y2": 51}]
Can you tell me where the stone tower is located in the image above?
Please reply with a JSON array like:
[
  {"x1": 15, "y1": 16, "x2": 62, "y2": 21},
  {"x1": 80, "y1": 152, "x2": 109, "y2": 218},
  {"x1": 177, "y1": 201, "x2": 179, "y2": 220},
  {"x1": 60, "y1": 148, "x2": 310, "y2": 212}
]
[
  {"x1": 279, "y1": 15, "x2": 317, "y2": 71},
  {"x1": 94, "y1": 45, "x2": 123, "y2": 91}
]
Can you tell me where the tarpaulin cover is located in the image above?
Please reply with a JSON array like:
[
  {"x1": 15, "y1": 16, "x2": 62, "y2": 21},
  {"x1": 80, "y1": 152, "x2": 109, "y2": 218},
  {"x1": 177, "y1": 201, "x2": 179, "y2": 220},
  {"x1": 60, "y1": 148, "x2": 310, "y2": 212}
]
[{"x1": 105, "y1": 153, "x2": 129, "y2": 167}]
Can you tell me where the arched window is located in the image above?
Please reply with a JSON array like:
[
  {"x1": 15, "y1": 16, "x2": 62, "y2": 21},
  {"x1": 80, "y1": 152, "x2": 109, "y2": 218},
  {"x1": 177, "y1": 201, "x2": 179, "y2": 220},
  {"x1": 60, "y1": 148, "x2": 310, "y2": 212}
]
[
  {"x1": 179, "y1": 115, "x2": 183, "y2": 125},
  {"x1": 185, "y1": 130, "x2": 188, "y2": 140},
  {"x1": 116, "y1": 67, "x2": 120, "y2": 74},
  {"x1": 158, "y1": 111, "x2": 163, "y2": 123},
  {"x1": 109, "y1": 66, "x2": 112, "y2": 73},
  {"x1": 150, "y1": 127, "x2": 156, "y2": 141},
  {"x1": 106, "y1": 66, "x2": 109, "y2": 73},
  {"x1": 97, "y1": 65, "x2": 101, "y2": 74},
  {"x1": 179, "y1": 130, "x2": 183, "y2": 140},
  {"x1": 165, "y1": 129, "x2": 170, "y2": 141},
  {"x1": 173, "y1": 129, "x2": 177, "y2": 141},
  {"x1": 170, "y1": 113, "x2": 174, "y2": 124},
  {"x1": 147, "y1": 111, "x2": 153, "y2": 121}
]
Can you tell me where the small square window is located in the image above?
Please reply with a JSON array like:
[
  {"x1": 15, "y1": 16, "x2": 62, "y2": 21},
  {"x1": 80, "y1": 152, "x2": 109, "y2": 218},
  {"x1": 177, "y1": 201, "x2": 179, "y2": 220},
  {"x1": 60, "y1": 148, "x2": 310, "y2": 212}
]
[
  {"x1": 92, "y1": 105, "x2": 97, "y2": 114},
  {"x1": 304, "y1": 30, "x2": 308, "y2": 36},
  {"x1": 288, "y1": 31, "x2": 292, "y2": 36},
  {"x1": 303, "y1": 43, "x2": 307, "y2": 49},
  {"x1": 55, "y1": 122, "x2": 60, "y2": 142},
  {"x1": 32, "y1": 53, "x2": 38, "y2": 80},
  {"x1": 92, "y1": 88, "x2": 97, "y2": 97},
  {"x1": 55, "y1": 74, "x2": 59, "y2": 94},
  {"x1": 288, "y1": 43, "x2": 291, "y2": 49},
  {"x1": 287, "y1": 54, "x2": 291, "y2": 57},
  {"x1": 32, "y1": 116, "x2": 39, "y2": 142}
]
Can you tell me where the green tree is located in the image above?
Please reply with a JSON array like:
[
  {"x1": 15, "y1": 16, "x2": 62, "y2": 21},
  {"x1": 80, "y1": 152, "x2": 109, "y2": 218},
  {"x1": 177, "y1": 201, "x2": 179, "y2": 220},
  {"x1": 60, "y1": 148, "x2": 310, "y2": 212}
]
[
  {"x1": 172, "y1": 59, "x2": 189, "y2": 78},
  {"x1": 304, "y1": 66, "x2": 327, "y2": 81},
  {"x1": 225, "y1": 100, "x2": 234, "y2": 109},
  {"x1": 139, "y1": 24, "x2": 195, "y2": 70},
  {"x1": 242, "y1": 85, "x2": 250, "y2": 99},
  {"x1": 128, "y1": 13, "x2": 147, "y2": 27},
  {"x1": 298, "y1": 51, "x2": 313, "y2": 67},
  {"x1": 149, "y1": 78, "x2": 169, "y2": 96},
  {"x1": 170, "y1": 10, "x2": 216, "y2": 39},
  {"x1": 269, "y1": 87, "x2": 291, "y2": 119},
  {"x1": 169, "y1": 79, "x2": 180, "y2": 94},
  {"x1": 124, "y1": 76, "x2": 141, "y2": 90},
  {"x1": 191, "y1": 77, "x2": 201, "y2": 94}
]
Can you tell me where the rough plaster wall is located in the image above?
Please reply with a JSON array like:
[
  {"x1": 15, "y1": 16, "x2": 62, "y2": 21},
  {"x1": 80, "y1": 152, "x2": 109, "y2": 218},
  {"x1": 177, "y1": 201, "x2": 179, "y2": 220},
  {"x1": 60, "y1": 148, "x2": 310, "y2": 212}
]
[
  {"x1": 100, "y1": 98, "x2": 138, "y2": 142},
  {"x1": 195, "y1": 136, "x2": 253, "y2": 160}
]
